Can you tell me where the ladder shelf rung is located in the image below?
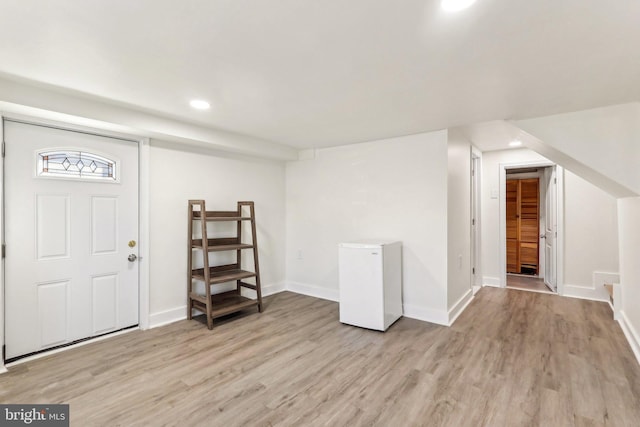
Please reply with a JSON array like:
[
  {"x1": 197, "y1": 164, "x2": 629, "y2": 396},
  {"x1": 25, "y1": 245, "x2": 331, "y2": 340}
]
[{"x1": 238, "y1": 281, "x2": 257, "y2": 290}]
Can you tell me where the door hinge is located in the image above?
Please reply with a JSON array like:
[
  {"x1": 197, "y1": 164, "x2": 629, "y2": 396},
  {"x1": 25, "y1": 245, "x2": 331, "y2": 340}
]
[
  {"x1": 472, "y1": 267, "x2": 475, "y2": 274},
  {"x1": 2, "y1": 244, "x2": 5, "y2": 259},
  {"x1": 2, "y1": 141, "x2": 5, "y2": 158},
  {"x1": 554, "y1": 177, "x2": 557, "y2": 184},
  {"x1": 472, "y1": 218, "x2": 475, "y2": 226}
]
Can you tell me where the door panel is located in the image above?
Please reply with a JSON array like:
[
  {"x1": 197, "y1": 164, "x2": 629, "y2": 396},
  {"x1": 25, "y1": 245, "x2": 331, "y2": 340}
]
[
  {"x1": 506, "y1": 178, "x2": 540, "y2": 274},
  {"x1": 506, "y1": 180, "x2": 519, "y2": 272},
  {"x1": 36, "y1": 194, "x2": 71, "y2": 259},
  {"x1": 92, "y1": 274, "x2": 118, "y2": 334},
  {"x1": 91, "y1": 196, "x2": 119, "y2": 254},
  {"x1": 544, "y1": 167, "x2": 557, "y2": 291},
  {"x1": 519, "y1": 179, "x2": 539, "y2": 273},
  {"x1": 520, "y1": 242, "x2": 538, "y2": 267},
  {"x1": 4, "y1": 120, "x2": 139, "y2": 359},
  {"x1": 37, "y1": 281, "x2": 69, "y2": 348},
  {"x1": 506, "y1": 240, "x2": 518, "y2": 273}
]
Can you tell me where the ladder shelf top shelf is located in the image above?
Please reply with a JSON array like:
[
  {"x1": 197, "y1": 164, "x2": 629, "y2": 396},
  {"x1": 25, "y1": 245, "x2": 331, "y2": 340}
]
[
  {"x1": 192, "y1": 211, "x2": 252, "y2": 221},
  {"x1": 191, "y1": 240, "x2": 254, "y2": 251}
]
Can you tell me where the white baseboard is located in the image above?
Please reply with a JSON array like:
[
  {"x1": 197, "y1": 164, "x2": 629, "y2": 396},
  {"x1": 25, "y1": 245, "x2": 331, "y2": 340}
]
[
  {"x1": 149, "y1": 282, "x2": 287, "y2": 329},
  {"x1": 483, "y1": 276, "x2": 501, "y2": 287},
  {"x1": 448, "y1": 289, "x2": 474, "y2": 326},
  {"x1": 619, "y1": 310, "x2": 640, "y2": 367},
  {"x1": 562, "y1": 283, "x2": 609, "y2": 302},
  {"x1": 286, "y1": 281, "x2": 339, "y2": 302},
  {"x1": 149, "y1": 306, "x2": 187, "y2": 329},
  {"x1": 285, "y1": 282, "x2": 452, "y2": 327},
  {"x1": 403, "y1": 303, "x2": 448, "y2": 326},
  {"x1": 262, "y1": 281, "x2": 286, "y2": 297},
  {"x1": 0, "y1": 364, "x2": 7, "y2": 375}
]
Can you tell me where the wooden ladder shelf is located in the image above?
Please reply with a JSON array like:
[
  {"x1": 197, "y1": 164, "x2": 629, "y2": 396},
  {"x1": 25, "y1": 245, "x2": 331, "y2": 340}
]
[{"x1": 187, "y1": 200, "x2": 263, "y2": 329}]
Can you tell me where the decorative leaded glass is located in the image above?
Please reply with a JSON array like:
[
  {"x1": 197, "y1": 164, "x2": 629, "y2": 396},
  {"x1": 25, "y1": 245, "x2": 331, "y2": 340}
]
[{"x1": 37, "y1": 150, "x2": 117, "y2": 181}]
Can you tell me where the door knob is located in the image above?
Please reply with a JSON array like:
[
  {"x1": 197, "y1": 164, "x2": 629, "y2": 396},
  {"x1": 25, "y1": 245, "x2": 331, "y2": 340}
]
[
  {"x1": 540, "y1": 235, "x2": 546, "y2": 239},
  {"x1": 128, "y1": 254, "x2": 138, "y2": 262}
]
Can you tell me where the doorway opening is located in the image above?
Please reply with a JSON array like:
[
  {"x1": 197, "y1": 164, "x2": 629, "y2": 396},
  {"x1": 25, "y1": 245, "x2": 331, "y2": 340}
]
[
  {"x1": 500, "y1": 161, "x2": 563, "y2": 295},
  {"x1": 506, "y1": 172, "x2": 540, "y2": 277}
]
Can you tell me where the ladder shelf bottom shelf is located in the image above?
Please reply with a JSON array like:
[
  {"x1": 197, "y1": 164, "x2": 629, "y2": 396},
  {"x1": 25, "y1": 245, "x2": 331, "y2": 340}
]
[{"x1": 190, "y1": 291, "x2": 260, "y2": 319}]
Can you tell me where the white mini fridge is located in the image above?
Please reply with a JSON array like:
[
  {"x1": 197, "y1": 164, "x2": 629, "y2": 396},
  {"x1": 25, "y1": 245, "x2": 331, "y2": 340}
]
[{"x1": 338, "y1": 240, "x2": 402, "y2": 331}]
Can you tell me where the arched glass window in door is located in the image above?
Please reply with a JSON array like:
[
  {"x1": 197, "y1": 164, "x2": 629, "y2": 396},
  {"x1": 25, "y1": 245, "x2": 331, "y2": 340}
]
[{"x1": 37, "y1": 150, "x2": 117, "y2": 181}]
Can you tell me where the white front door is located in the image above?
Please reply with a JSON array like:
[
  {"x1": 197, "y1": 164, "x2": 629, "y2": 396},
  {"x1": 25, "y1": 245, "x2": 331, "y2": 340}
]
[
  {"x1": 4, "y1": 120, "x2": 139, "y2": 360},
  {"x1": 543, "y1": 166, "x2": 557, "y2": 292}
]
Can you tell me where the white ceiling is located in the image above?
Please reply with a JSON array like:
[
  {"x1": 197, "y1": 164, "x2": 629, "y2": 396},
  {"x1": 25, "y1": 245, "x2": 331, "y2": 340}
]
[
  {"x1": 1, "y1": 0, "x2": 639, "y2": 149},
  {"x1": 457, "y1": 120, "x2": 520, "y2": 152}
]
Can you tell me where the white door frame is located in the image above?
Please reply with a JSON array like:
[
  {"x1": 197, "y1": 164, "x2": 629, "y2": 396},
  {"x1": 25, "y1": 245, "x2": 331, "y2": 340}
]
[
  {"x1": 499, "y1": 160, "x2": 564, "y2": 294},
  {"x1": 0, "y1": 113, "x2": 150, "y2": 372},
  {"x1": 0, "y1": 117, "x2": 5, "y2": 374},
  {"x1": 471, "y1": 147, "x2": 482, "y2": 291}
]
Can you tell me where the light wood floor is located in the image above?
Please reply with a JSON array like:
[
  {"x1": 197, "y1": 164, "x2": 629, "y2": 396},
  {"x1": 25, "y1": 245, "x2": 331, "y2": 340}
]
[
  {"x1": 507, "y1": 274, "x2": 554, "y2": 293},
  {"x1": 2, "y1": 289, "x2": 639, "y2": 426}
]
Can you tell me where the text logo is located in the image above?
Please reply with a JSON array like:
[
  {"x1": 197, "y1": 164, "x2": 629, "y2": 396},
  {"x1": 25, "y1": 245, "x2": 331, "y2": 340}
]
[{"x1": 0, "y1": 405, "x2": 69, "y2": 426}]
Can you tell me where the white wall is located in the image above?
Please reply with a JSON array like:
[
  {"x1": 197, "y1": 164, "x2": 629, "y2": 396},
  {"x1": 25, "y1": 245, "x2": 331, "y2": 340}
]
[
  {"x1": 149, "y1": 141, "x2": 286, "y2": 326},
  {"x1": 481, "y1": 149, "x2": 619, "y2": 298},
  {"x1": 285, "y1": 131, "x2": 450, "y2": 324},
  {"x1": 447, "y1": 130, "x2": 472, "y2": 311},
  {"x1": 618, "y1": 197, "x2": 640, "y2": 363},
  {"x1": 564, "y1": 169, "x2": 619, "y2": 296},
  {"x1": 516, "y1": 102, "x2": 640, "y2": 195}
]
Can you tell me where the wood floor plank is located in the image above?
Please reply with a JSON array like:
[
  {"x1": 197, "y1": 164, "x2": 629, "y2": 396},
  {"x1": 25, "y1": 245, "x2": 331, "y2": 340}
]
[
  {"x1": 540, "y1": 387, "x2": 574, "y2": 427},
  {"x1": 1, "y1": 288, "x2": 639, "y2": 426}
]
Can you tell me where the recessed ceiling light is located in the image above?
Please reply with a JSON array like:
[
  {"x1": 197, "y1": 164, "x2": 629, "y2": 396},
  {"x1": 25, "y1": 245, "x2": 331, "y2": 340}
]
[
  {"x1": 189, "y1": 99, "x2": 210, "y2": 110},
  {"x1": 509, "y1": 140, "x2": 523, "y2": 147},
  {"x1": 441, "y1": 0, "x2": 477, "y2": 12}
]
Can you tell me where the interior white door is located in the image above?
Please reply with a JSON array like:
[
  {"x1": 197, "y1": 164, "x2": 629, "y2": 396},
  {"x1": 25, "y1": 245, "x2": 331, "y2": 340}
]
[
  {"x1": 4, "y1": 120, "x2": 139, "y2": 360},
  {"x1": 470, "y1": 155, "x2": 478, "y2": 289},
  {"x1": 543, "y1": 166, "x2": 557, "y2": 291}
]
